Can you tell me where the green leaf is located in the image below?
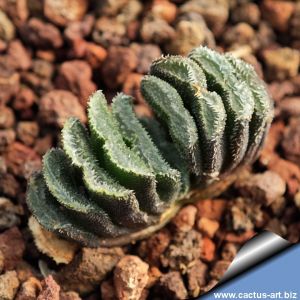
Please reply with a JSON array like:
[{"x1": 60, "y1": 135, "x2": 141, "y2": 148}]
[
  {"x1": 26, "y1": 173, "x2": 118, "y2": 246},
  {"x1": 141, "y1": 75, "x2": 202, "y2": 175},
  {"x1": 189, "y1": 46, "x2": 255, "y2": 172},
  {"x1": 112, "y1": 93, "x2": 181, "y2": 202},
  {"x1": 42, "y1": 148, "x2": 128, "y2": 237},
  {"x1": 225, "y1": 54, "x2": 274, "y2": 163},
  {"x1": 87, "y1": 90, "x2": 163, "y2": 214},
  {"x1": 62, "y1": 117, "x2": 148, "y2": 228},
  {"x1": 150, "y1": 56, "x2": 227, "y2": 181},
  {"x1": 139, "y1": 116, "x2": 191, "y2": 196}
]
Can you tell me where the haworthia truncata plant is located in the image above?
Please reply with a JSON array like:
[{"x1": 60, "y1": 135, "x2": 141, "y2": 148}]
[{"x1": 27, "y1": 47, "x2": 274, "y2": 247}]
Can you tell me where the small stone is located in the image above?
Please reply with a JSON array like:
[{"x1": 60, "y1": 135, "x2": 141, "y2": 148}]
[
  {"x1": 140, "y1": 17, "x2": 176, "y2": 44},
  {"x1": 261, "y1": 0, "x2": 295, "y2": 32},
  {"x1": 259, "y1": 121, "x2": 285, "y2": 165},
  {"x1": 92, "y1": 17, "x2": 128, "y2": 48},
  {"x1": 149, "y1": 0, "x2": 177, "y2": 23},
  {"x1": 231, "y1": 3, "x2": 261, "y2": 26},
  {"x1": 202, "y1": 279, "x2": 218, "y2": 294},
  {"x1": 294, "y1": 191, "x2": 300, "y2": 210},
  {"x1": 0, "y1": 227, "x2": 25, "y2": 271},
  {"x1": 287, "y1": 222, "x2": 300, "y2": 243},
  {"x1": 171, "y1": 205, "x2": 197, "y2": 233},
  {"x1": 0, "y1": 197, "x2": 23, "y2": 231},
  {"x1": 138, "y1": 228, "x2": 171, "y2": 266},
  {"x1": 187, "y1": 260, "x2": 208, "y2": 298},
  {"x1": 0, "y1": 106, "x2": 14, "y2": 129},
  {"x1": 223, "y1": 23, "x2": 258, "y2": 50},
  {"x1": 165, "y1": 12, "x2": 215, "y2": 55},
  {"x1": 44, "y1": 0, "x2": 88, "y2": 26},
  {"x1": 116, "y1": 0, "x2": 142, "y2": 25},
  {"x1": 224, "y1": 230, "x2": 256, "y2": 244},
  {"x1": 291, "y1": 3, "x2": 300, "y2": 40},
  {"x1": 268, "y1": 81, "x2": 295, "y2": 103},
  {"x1": 0, "y1": 156, "x2": 7, "y2": 173},
  {"x1": 270, "y1": 196, "x2": 286, "y2": 216},
  {"x1": 100, "y1": 279, "x2": 116, "y2": 300},
  {"x1": 12, "y1": 87, "x2": 36, "y2": 111},
  {"x1": 0, "y1": 129, "x2": 16, "y2": 152},
  {"x1": 4, "y1": 142, "x2": 41, "y2": 178},
  {"x1": 282, "y1": 118, "x2": 300, "y2": 165},
  {"x1": 64, "y1": 14, "x2": 95, "y2": 41},
  {"x1": 0, "y1": 250, "x2": 3, "y2": 273},
  {"x1": 60, "y1": 291, "x2": 82, "y2": 300},
  {"x1": 200, "y1": 237, "x2": 215, "y2": 262},
  {"x1": 131, "y1": 43, "x2": 161, "y2": 74},
  {"x1": 15, "y1": 277, "x2": 42, "y2": 300},
  {"x1": 0, "y1": 59, "x2": 20, "y2": 105},
  {"x1": 36, "y1": 49, "x2": 56, "y2": 62},
  {"x1": 34, "y1": 134, "x2": 54, "y2": 156},
  {"x1": 0, "y1": 0, "x2": 28, "y2": 23},
  {"x1": 262, "y1": 47, "x2": 300, "y2": 81},
  {"x1": 28, "y1": 217, "x2": 79, "y2": 265},
  {"x1": 221, "y1": 243, "x2": 238, "y2": 261},
  {"x1": 7, "y1": 40, "x2": 32, "y2": 70},
  {"x1": 101, "y1": 46, "x2": 138, "y2": 89},
  {"x1": 0, "y1": 271, "x2": 20, "y2": 300},
  {"x1": 39, "y1": 90, "x2": 86, "y2": 127},
  {"x1": 17, "y1": 122, "x2": 39, "y2": 146},
  {"x1": 266, "y1": 218, "x2": 287, "y2": 238},
  {"x1": 235, "y1": 171, "x2": 286, "y2": 206},
  {"x1": 114, "y1": 255, "x2": 149, "y2": 300},
  {"x1": 32, "y1": 59, "x2": 54, "y2": 79},
  {"x1": 122, "y1": 73, "x2": 145, "y2": 104},
  {"x1": 37, "y1": 276, "x2": 60, "y2": 300},
  {"x1": 55, "y1": 247, "x2": 124, "y2": 294},
  {"x1": 0, "y1": 10, "x2": 15, "y2": 41},
  {"x1": 197, "y1": 217, "x2": 220, "y2": 238},
  {"x1": 157, "y1": 271, "x2": 188, "y2": 300},
  {"x1": 0, "y1": 173, "x2": 20, "y2": 198},
  {"x1": 180, "y1": 0, "x2": 229, "y2": 36},
  {"x1": 267, "y1": 155, "x2": 300, "y2": 196},
  {"x1": 55, "y1": 60, "x2": 96, "y2": 106},
  {"x1": 160, "y1": 230, "x2": 202, "y2": 271},
  {"x1": 26, "y1": 0, "x2": 43, "y2": 17},
  {"x1": 278, "y1": 97, "x2": 300, "y2": 118},
  {"x1": 15, "y1": 261, "x2": 40, "y2": 283},
  {"x1": 146, "y1": 266, "x2": 162, "y2": 289},
  {"x1": 96, "y1": 0, "x2": 129, "y2": 16},
  {"x1": 257, "y1": 21, "x2": 276, "y2": 50},
  {"x1": 84, "y1": 42, "x2": 107, "y2": 68},
  {"x1": 229, "y1": 198, "x2": 262, "y2": 232},
  {"x1": 19, "y1": 18, "x2": 63, "y2": 49},
  {"x1": 210, "y1": 260, "x2": 231, "y2": 280},
  {"x1": 195, "y1": 198, "x2": 227, "y2": 221}
]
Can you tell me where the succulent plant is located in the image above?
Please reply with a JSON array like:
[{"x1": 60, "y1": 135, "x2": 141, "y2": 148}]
[{"x1": 27, "y1": 47, "x2": 273, "y2": 247}]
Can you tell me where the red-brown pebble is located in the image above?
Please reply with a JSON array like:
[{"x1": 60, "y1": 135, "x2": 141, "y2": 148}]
[
  {"x1": 200, "y1": 237, "x2": 216, "y2": 262},
  {"x1": 37, "y1": 276, "x2": 60, "y2": 300},
  {"x1": 195, "y1": 199, "x2": 227, "y2": 221},
  {"x1": 171, "y1": 205, "x2": 197, "y2": 232},
  {"x1": 0, "y1": 226, "x2": 25, "y2": 271},
  {"x1": 101, "y1": 46, "x2": 138, "y2": 89},
  {"x1": 197, "y1": 217, "x2": 220, "y2": 238},
  {"x1": 114, "y1": 255, "x2": 149, "y2": 300},
  {"x1": 55, "y1": 60, "x2": 96, "y2": 106},
  {"x1": 39, "y1": 90, "x2": 87, "y2": 127},
  {"x1": 157, "y1": 271, "x2": 188, "y2": 300}
]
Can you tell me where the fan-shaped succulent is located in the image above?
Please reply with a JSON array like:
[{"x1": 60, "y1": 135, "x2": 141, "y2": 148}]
[{"x1": 27, "y1": 47, "x2": 273, "y2": 247}]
